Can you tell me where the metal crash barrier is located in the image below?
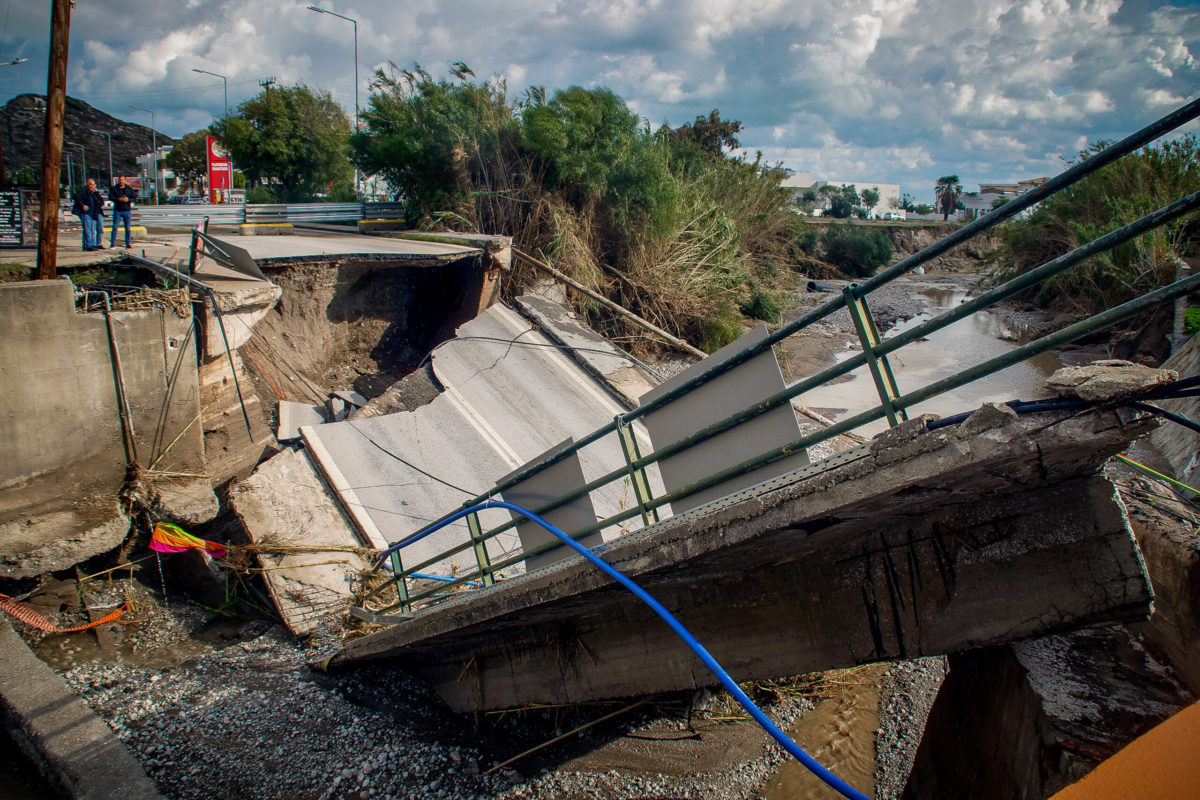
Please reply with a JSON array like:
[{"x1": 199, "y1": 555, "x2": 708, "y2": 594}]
[{"x1": 132, "y1": 201, "x2": 406, "y2": 227}]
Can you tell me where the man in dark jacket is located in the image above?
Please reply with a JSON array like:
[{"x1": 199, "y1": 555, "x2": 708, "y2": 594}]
[
  {"x1": 70, "y1": 179, "x2": 105, "y2": 251},
  {"x1": 109, "y1": 176, "x2": 136, "y2": 248}
]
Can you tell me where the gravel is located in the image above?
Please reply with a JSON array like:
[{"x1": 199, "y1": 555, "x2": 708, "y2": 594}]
[
  {"x1": 873, "y1": 657, "x2": 948, "y2": 800},
  {"x1": 55, "y1": 598, "x2": 830, "y2": 800}
]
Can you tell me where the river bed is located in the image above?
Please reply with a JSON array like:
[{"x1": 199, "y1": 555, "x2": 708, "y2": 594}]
[{"x1": 797, "y1": 285, "x2": 1063, "y2": 438}]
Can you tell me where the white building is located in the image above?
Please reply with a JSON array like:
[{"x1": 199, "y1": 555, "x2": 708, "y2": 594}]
[{"x1": 781, "y1": 172, "x2": 902, "y2": 219}]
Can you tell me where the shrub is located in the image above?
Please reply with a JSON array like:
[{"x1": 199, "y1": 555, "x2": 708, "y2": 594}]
[
  {"x1": 820, "y1": 224, "x2": 893, "y2": 278},
  {"x1": 989, "y1": 135, "x2": 1200, "y2": 316},
  {"x1": 702, "y1": 306, "x2": 745, "y2": 352},
  {"x1": 740, "y1": 290, "x2": 781, "y2": 324},
  {"x1": 245, "y1": 185, "x2": 280, "y2": 204}
]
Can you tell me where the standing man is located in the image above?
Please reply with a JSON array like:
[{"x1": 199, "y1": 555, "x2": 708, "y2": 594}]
[
  {"x1": 71, "y1": 178, "x2": 104, "y2": 251},
  {"x1": 109, "y1": 176, "x2": 136, "y2": 248}
]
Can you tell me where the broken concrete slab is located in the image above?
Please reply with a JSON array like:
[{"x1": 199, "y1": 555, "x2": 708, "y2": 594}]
[
  {"x1": 229, "y1": 447, "x2": 372, "y2": 637},
  {"x1": 516, "y1": 294, "x2": 660, "y2": 407},
  {"x1": 303, "y1": 302, "x2": 662, "y2": 577},
  {"x1": 328, "y1": 396, "x2": 349, "y2": 423},
  {"x1": 277, "y1": 401, "x2": 326, "y2": 442},
  {"x1": 0, "y1": 499, "x2": 129, "y2": 579},
  {"x1": 1047, "y1": 358, "x2": 1177, "y2": 401},
  {"x1": 334, "y1": 401, "x2": 1158, "y2": 712},
  {"x1": 148, "y1": 478, "x2": 220, "y2": 526},
  {"x1": 334, "y1": 390, "x2": 369, "y2": 409},
  {"x1": 0, "y1": 618, "x2": 163, "y2": 800}
]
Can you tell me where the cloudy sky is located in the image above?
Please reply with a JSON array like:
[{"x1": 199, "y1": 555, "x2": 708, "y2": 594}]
[{"x1": 0, "y1": 0, "x2": 1197, "y2": 201}]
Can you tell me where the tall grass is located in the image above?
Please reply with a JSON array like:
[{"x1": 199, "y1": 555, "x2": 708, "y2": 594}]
[
  {"x1": 989, "y1": 135, "x2": 1199, "y2": 317},
  {"x1": 352, "y1": 66, "x2": 804, "y2": 353}
]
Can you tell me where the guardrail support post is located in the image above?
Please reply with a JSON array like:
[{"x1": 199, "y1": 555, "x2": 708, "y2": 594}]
[
  {"x1": 843, "y1": 285, "x2": 907, "y2": 427},
  {"x1": 616, "y1": 416, "x2": 659, "y2": 526},
  {"x1": 389, "y1": 552, "x2": 411, "y2": 613},
  {"x1": 466, "y1": 511, "x2": 496, "y2": 587}
]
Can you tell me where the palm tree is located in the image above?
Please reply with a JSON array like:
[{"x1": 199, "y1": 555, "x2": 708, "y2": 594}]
[{"x1": 934, "y1": 175, "x2": 962, "y2": 220}]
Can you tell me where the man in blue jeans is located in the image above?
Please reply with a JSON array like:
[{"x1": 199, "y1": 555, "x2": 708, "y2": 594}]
[
  {"x1": 71, "y1": 179, "x2": 105, "y2": 250},
  {"x1": 109, "y1": 176, "x2": 136, "y2": 248}
]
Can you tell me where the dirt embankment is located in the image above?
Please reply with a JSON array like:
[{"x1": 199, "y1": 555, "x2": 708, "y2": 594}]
[{"x1": 881, "y1": 224, "x2": 998, "y2": 273}]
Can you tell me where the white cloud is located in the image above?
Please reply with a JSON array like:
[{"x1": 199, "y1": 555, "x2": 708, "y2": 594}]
[{"x1": 0, "y1": 0, "x2": 1194, "y2": 201}]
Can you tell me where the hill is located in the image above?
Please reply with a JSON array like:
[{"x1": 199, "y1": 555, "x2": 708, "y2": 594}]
[{"x1": 0, "y1": 93, "x2": 176, "y2": 184}]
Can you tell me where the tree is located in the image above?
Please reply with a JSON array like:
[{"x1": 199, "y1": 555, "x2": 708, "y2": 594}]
[
  {"x1": 860, "y1": 186, "x2": 880, "y2": 216},
  {"x1": 667, "y1": 109, "x2": 743, "y2": 159},
  {"x1": 350, "y1": 63, "x2": 523, "y2": 227},
  {"x1": 522, "y1": 86, "x2": 640, "y2": 200},
  {"x1": 821, "y1": 184, "x2": 861, "y2": 219},
  {"x1": 821, "y1": 224, "x2": 893, "y2": 277},
  {"x1": 212, "y1": 84, "x2": 352, "y2": 202},
  {"x1": 165, "y1": 129, "x2": 209, "y2": 185},
  {"x1": 934, "y1": 174, "x2": 962, "y2": 220}
]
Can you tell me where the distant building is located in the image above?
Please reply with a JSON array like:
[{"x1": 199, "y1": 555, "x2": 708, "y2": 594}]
[
  {"x1": 136, "y1": 146, "x2": 176, "y2": 199},
  {"x1": 962, "y1": 177, "x2": 1050, "y2": 220},
  {"x1": 781, "y1": 173, "x2": 901, "y2": 219}
]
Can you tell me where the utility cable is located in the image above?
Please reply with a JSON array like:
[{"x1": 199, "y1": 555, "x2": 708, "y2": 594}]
[
  {"x1": 345, "y1": 420, "x2": 479, "y2": 497},
  {"x1": 418, "y1": 332, "x2": 668, "y2": 381},
  {"x1": 377, "y1": 501, "x2": 871, "y2": 800}
]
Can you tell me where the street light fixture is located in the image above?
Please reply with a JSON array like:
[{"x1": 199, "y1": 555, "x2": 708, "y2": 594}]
[
  {"x1": 66, "y1": 141, "x2": 85, "y2": 185},
  {"x1": 192, "y1": 67, "x2": 228, "y2": 116},
  {"x1": 129, "y1": 105, "x2": 158, "y2": 204},
  {"x1": 0, "y1": 57, "x2": 27, "y2": 67},
  {"x1": 90, "y1": 128, "x2": 113, "y2": 186},
  {"x1": 307, "y1": 4, "x2": 359, "y2": 192},
  {"x1": 192, "y1": 68, "x2": 236, "y2": 202}
]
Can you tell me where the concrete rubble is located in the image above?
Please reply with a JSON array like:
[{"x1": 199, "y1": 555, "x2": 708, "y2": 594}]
[{"x1": 229, "y1": 447, "x2": 371, "y2": 636}]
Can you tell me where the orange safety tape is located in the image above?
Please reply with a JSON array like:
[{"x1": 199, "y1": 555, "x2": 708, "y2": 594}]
[{"x1": 0, "y1": 594, "x2": 131, "y2": 633}]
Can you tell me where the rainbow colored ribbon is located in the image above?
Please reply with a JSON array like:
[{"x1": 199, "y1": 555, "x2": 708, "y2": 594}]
[{"x1": 149, "y1": 522, "x2": 228, "y2": 558}]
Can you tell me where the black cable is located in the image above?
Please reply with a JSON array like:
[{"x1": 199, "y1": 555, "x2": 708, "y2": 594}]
[
  {"x1": 1129, "y1": 401, "x2": 1200, "y2": 435},
  {"x1": 418, "y1": 333, "x2": 668, "y2": 380},
  {"x1": 924, "y1": 377, "x2": 1200, "y2": 431},
  {"x1": 345, "y1": 420, "x2": 479, "y2": 496}
]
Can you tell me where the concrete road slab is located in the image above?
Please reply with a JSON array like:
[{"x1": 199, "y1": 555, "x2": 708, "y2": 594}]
[
  {"x1": 277, "y1": 401, "x2": 326, "y2": 442},
  {"x1": 230, "y1": 447, "x2": 372, "y2": 636}
]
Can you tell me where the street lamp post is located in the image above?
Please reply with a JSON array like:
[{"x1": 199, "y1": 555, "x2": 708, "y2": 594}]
[
  {"x1": 90, "y1": 128, "x2": 113, "y2": 186},
  {"x1": 129, "y1": 105, "x2": 158, "y2": 203},
  {"x1": 67, "y1": 141, "x2": 85, "y2": 184},
  {"x1": 307, "y1": 4, "x2": 359, "y2": 193},
  {"x1": 64, "y1": 152, "x2": 72, "y2": 194},
  {"x1": 192, "y1": 68, "x2": 234, "y2": 202}
]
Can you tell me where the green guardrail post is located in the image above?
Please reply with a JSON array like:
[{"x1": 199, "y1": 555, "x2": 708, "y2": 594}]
[
  {"x1": 843, "y1": 285, "x2": 907, "y2": 427},
  {"x1": 616, "y1": 416, "x2": 659, "y2": 527},
  {"x1": 466, "y1": 511, "x2": 496, "y2": 587},
  {"x1": 389, "y1": 551, "x2": 411, "y2": 613}
]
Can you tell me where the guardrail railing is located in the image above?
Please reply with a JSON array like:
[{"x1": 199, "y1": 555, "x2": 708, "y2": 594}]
[
  {"x1": 133, "y1": 201, "x2": 406, "y2": 227},
  {"x1": 357, "y1": 96, "x2": 1200, "y2": 618}
]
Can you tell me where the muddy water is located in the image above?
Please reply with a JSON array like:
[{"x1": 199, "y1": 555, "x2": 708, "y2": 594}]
[
  {"x1": 800, "y1": 288, "x2": 1062, "y2": 437},
  {"x1": 759, "y1": 668, "x2": 885, "y2": 800}
]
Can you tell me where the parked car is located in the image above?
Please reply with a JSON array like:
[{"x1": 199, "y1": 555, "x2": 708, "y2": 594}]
[{"x1": 882, "y1": 211, "x2": 905, "y2": 221}]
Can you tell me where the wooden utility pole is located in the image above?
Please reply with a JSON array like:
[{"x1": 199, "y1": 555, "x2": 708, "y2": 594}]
[{"x1": 36, "y1": 0, "x2": 71, "y2": 280}]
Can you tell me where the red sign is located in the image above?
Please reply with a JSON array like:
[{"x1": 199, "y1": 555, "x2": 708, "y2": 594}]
[{"x1": 206, "y1": 136, "x2": 231, "y2": 203}]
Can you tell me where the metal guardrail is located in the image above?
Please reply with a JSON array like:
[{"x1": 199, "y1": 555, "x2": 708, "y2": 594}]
[
  {"x1": 133, "y1": 201, "x2": 406, "y2": 227},
  {"x1": 358, "y1": 96, "x2": 1200, "y2": 616}
]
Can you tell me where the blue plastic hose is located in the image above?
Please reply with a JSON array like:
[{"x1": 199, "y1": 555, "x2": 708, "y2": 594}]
[{"x1": 378, "y1": 501, "x2": 871, "y2": 800}]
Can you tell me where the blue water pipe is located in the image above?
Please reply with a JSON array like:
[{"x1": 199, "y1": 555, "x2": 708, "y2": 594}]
[{"x1": 377, "y1": 501, "x2": 872, "y2": 800}]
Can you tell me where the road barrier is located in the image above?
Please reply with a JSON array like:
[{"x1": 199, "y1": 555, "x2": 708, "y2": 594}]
[{"x1": 133, "y1": 201, "x2": 405, "y2": 227}]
